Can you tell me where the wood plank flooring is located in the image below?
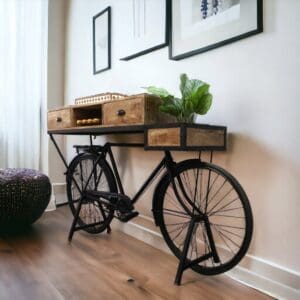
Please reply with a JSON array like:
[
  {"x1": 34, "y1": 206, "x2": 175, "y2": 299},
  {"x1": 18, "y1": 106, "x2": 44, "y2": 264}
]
[{"x1": 0, "y1": 206, "x2": 272, "y2": 300}]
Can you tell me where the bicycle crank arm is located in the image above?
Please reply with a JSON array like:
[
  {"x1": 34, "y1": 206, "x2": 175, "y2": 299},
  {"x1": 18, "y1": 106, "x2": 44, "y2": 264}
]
[
  {"x1": 117, "y1": 211, "x2": 139, "y2": 223},
  {"x1": 86, "y1": 190, "x2": 137, "y2": 219}
]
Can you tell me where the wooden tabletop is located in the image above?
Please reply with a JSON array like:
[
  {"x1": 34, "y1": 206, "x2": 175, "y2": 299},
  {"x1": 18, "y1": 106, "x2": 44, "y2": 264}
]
[{"x1": 47, "y1": 124, "x2": 146, "y2": 135}]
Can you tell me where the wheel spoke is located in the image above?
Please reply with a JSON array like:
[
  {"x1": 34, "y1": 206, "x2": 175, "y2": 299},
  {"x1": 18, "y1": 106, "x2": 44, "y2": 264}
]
[
  {"x1": 210, "y1": 223, "x2": 245, "y2": 230},
  {"x1": 159, "y1": 208, "x2": 191, "y2": 219},
  {"x1": 210, "y1": 214, "x2": 244, "y2": 219},
  {"x1": 208, "y1": 197, "x2": 240, "y2": 216},
  {"x1": 192, "y1": 167, "x2": 200, "y2": 214},
  {"x1": 166, "y1": 189, "x2": 186, "y2": 212},
  {"x1": 204, "y1": 178, "x2": 228, "y2": 211},
  {"x1": 209, "y1": 206, "x2": 243, "y2": 216},
  {"x1": 162, "y1": 208, "x2": 190, "y2": 216},
  {"x1": 215, "y1": 227, "x2": 244, "y2": 239},
  {"x1": 171, "y1": 222, "x2": 190, "y2": 242},
  {"x1": 200, "y1": 173, "x2": 220, "y2": 210},
  {"x1": 165, "y1": 221, "x2": 190, "y2": 227},
  {"x1": 212, "y1": 224, "x2": 236, "y2": 255},
  {"x1": 168, "y1": 222, "x2": 190, "y2": 235}
]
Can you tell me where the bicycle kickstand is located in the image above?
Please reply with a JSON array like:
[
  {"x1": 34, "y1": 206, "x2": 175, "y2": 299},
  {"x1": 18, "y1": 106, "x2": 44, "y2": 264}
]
[
  {"x1": 68, "y1": 196, "x2": 84, "y2": 242},
  {"x1": 174, "y1": 217, "x2": 198, "y2": 285}
]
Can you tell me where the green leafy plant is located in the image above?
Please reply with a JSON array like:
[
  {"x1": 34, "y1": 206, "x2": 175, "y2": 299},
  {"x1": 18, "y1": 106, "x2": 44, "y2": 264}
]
[{"x1": 144, "y1": 73, "x2": 212, "y2": 123}]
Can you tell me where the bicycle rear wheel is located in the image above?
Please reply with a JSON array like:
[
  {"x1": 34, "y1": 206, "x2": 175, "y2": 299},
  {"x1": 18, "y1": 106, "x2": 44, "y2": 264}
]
[
  {"x1": 155, "y1": 159, "x2": 253, "y2": 275},
  {"x1": 66, "y1": 153, "x2": 117, "y2": 234}
]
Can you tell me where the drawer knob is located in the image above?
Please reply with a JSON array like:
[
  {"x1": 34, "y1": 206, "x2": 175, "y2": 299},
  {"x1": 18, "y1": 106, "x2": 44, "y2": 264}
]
[
  {"x1": 56, "y1": 117, "x2": 62, "y2": 122},
  {"x1": 116, "y1": 109, "x2": 126, "y2": 116}
]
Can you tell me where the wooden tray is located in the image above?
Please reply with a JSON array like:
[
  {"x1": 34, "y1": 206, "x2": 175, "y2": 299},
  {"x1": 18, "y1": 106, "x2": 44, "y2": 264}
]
[
  {"x1": 75, "y1": 92, "x2": 127, "y2": 105},
  {"x1": 145, "y1": 123, "x2": 227, "y2": 151}
]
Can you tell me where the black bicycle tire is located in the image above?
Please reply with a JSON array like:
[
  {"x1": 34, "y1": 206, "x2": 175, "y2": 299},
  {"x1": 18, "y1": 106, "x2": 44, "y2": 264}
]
[
  {"x1": 66, "y1": 153, "x2": 117, "y2": 234},
  {"x1": 155, "y1": 159, "x2": 253, "y2": 276}
]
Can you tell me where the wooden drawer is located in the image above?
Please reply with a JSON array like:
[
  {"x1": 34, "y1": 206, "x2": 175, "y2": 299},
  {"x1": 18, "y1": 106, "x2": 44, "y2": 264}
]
[
  {"x1": 47, "y1": 107, "x2": 74, "y2": 130},
  {"x1": 102, "y1": 94, "x2": 173, "y2": 126},
  {"x1": 145, "y1": 124, "x2": 227, "y2": 151}
]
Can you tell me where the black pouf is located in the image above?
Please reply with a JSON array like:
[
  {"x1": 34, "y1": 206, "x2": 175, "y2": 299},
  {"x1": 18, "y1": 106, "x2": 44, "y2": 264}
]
[{"x1": 0, "y1": 168, "x2": 51, "y2": 232}]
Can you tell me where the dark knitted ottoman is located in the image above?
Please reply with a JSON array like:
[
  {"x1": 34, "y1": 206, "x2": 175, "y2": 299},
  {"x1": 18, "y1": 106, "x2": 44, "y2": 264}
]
[{"x1": 0, "y1": 168, "x2": 51, "y2": 232}]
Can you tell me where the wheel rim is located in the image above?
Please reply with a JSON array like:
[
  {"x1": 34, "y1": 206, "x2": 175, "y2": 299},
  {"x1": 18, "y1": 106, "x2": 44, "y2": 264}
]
[
  {"x1": 67, "y1": 154, "x2": 115, "y2": 234},
  {"x1": 158, "y1": 162, "x2": 252, "y2": 275}
]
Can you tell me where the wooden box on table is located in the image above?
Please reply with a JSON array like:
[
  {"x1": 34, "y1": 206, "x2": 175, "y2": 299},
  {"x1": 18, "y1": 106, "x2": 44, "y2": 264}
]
[
  {"x1": 102, "y1": 94, "x2": 173, "y2": 126},
  {"x1": 145, "y1": 123, "x2": 227, "y2": 151}
]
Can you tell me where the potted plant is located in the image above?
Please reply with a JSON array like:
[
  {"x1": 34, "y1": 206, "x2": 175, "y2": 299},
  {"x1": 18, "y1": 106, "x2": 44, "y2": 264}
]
[{"x1": 145, "y1": 73, "x2": 212, "y2": 123}]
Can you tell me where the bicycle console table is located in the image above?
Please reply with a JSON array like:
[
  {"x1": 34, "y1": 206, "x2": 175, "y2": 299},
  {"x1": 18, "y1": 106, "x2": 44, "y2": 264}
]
[{"x1": 48, "y1": 122, "x2": 252, "y2": 285}]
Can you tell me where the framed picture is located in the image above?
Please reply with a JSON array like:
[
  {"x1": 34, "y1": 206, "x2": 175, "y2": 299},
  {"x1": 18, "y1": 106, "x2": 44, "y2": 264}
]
[
  {"x1": 120, "y1": 0, "x2": 169, "y2": 61},
  {"x1": 93, "y1": 7, "x2": 111, "y2": 74},
  {"x1": 169, "y1": 0, "x2": 263, "y2": 60}
]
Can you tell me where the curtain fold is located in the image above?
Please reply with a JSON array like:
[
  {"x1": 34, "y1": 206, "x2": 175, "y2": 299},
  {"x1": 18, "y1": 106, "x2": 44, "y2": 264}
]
[{"x1": 0, "y1": 0, "x2": 48, "y2": 169}]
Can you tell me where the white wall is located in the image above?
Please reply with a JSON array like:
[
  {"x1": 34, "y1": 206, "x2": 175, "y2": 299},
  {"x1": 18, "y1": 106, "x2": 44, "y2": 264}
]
[
  {"x1": 47, "y1": 0, "x2": 67, "y2": 206},
  {"x1": 63, "y1": 0, "x2": 300, "y2": 296}
]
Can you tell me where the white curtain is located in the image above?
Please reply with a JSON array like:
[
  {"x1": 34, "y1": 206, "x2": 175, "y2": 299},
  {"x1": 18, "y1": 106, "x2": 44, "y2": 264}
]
[{"x1": 0, "y1": 0, "x2": 48, "y2": 169}]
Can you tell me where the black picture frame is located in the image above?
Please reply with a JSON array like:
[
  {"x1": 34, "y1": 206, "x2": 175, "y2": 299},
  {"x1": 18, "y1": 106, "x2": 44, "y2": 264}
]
[
  {"x1": 169, "y1": 0, "x2": 263, "y2": 61},
  {"x1": 120, "y1": 0, "x2": 170, "y2": 61},
  {"x1": 93, "y1": 7, "x2": 111, "y2": 74}
]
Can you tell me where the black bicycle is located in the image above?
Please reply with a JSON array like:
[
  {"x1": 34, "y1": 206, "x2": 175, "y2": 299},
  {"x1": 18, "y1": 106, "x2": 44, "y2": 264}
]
[{"x1": 64, "y1": 142, "x2": 253, "y2": 285}]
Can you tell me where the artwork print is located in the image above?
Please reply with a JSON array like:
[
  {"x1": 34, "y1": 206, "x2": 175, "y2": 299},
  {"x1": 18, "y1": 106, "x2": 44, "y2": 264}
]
[
  {"x1": 170, "y1": 0, "x2": 263, "y2": 60},
  {"x1": 93, "y1": 7, "x2": 111, "y2": 74},
  {"x1": 199, "y1": 0, "x2": 240, "y2": 20},
  {"x1": 120, "y1": 0, "x2": 168, "y2": 60}
]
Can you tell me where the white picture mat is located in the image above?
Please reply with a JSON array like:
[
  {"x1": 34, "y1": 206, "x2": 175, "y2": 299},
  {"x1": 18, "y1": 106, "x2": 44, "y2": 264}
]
[
  {"x1": 95, "y1": 13, "x2": 108, "y2": 71},
  {"x1": 172, "y1": 0, "x2": 258, "y2": 57},
  {"x1": 121, "y1": 0, "x2": 166, "y2": 57}
]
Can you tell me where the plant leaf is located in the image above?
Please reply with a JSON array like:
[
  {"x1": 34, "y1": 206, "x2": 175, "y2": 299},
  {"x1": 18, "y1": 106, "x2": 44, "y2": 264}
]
[
  {"x1": 180, "y1": 73, "x2": 188, "y2": 96},
  {"x1": 194, "y1": 93, "x2": 213, "y2": 115},
  {"x1": 144, "y1": 86, "x2": 172, "y2": 98},
  {"x1": 190, "y1": 84, "x2": 209, "y2": 109},
  {"x1": 159, "y1": 104, "x2": 181, "y2": 117},
  {"x1": 182, "y1": 78, "x2": 205, "y2": 100}
]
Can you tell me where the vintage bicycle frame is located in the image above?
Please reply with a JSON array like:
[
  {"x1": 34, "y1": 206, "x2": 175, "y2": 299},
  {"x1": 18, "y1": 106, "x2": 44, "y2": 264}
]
[{"x1": 49, "y1": 134, "x2": 220, "y2": 285}]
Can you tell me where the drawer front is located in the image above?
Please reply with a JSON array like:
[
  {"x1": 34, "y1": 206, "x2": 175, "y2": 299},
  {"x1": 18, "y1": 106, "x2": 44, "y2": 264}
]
[
  {"x1": 48, "y1": 108, "x2": 73, "y2": 130},
  {"x1": 147, "y1": 128, "x2": 181, "y2": 147},
  {"x1": 102, "y1": 98, "x2": 144, "y2": 126},
  {"x1": 186, "y1": 128, "x2": 225, "y2": 147}
]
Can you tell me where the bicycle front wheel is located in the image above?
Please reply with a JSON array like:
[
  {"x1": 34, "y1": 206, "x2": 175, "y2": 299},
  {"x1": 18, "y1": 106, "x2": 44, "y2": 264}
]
[
  {"x1": 66, "y1": 153, "x2": 117, "y2": 234},
  {"x1": 155, "y1": 160, "x2": 253, "y2": 275}
]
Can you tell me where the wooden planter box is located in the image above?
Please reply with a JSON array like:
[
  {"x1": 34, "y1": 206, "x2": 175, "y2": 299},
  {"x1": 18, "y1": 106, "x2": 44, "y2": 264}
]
[{"x1": 145, "y1": 124, "x2": 227, "y2": 151}]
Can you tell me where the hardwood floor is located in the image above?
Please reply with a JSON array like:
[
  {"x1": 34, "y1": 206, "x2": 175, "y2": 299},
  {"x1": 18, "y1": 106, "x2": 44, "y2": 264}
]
[{"x1": 0, "y1": 206, "x2": 272, "y2": 300}]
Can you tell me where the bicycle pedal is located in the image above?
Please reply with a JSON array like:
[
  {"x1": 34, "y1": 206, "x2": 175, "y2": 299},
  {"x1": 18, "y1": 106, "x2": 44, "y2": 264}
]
[{"x1": 119, "y1": 211, "x2": 139, "y2": 223}]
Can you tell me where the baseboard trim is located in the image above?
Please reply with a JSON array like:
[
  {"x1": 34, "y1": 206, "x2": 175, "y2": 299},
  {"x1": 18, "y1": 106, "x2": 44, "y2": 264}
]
[
  {"x1": 56, "y1": 201, "x2": 69, "y2": 207},
  {"x1": 227, "y1": 266, "x2": 300, "y2": 300},
  {"x1": 113, "y1": 215, "x2": 300, "y2": 300},
  {"x1": 52, "y1": 183, "x2": 67, "y2": 206}
]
